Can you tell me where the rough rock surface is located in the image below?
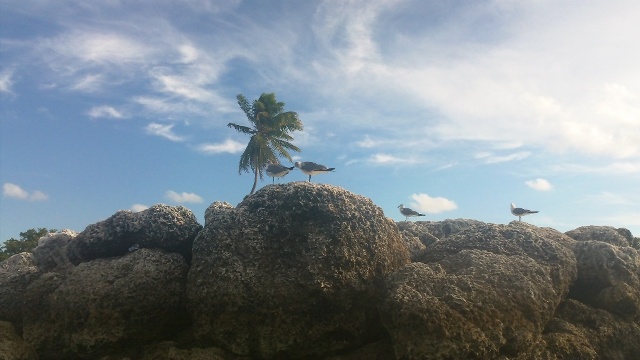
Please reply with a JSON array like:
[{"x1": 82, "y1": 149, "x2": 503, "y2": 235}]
[
  {"x1": 32, "y1": 230, "x2": 77, "y2": 271},
  {"x1": 0, "y1": 253, "x2": 40, "y2": 334},
  {"x1": 565, "y1": 225, "x2": 633, "y2": 247},
  {"x1": 381, "y1": 222, "x2": 578, "y2": 359},
  {"x1": 569, "y1": 240, "x2": 640, "y2": 321},
  {"x1": 0, "y1": 321, "x2": 37, "y2": 360},
  {"x1": 541, "y1": 299, "x2": 640, "y2": 359},
  {"x1": 23, "y1": 248, "x2": 190, "y2": 360},
  {"x1": 187, "y1": 183, "x2": 410, "y2": 359},
  {"x1": 66, "y1": 204, "x2": 202, "y2": 265}
]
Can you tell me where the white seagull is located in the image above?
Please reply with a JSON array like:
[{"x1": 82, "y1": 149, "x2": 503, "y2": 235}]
[
  {"x1": 398, "y1": 204, "x2": 425, "y2": 221},
  {"x1": 294, "y1": 161, "x2": 335, "y2": 182},
  {"x1": 266, "y1": 164, "x2": 294, "y2": 183},
  {"x1": 510, "y1": 203, "x2": 539, "y2": 221}
]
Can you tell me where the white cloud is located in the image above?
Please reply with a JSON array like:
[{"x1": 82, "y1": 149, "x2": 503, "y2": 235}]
[
  {"x1": 88, "y1": 105, "x2": 124, "y2": 119},
  {"x1": 474, "y1": 151, "x2": 531, "y2": 164},
  {"x1": 3, "y1": 183, "x2": 48, "y2": 201},
  {"x1": 145, "y1": 123, "x2": 186, "y2": 142},
  {"x1": 196, "y1": 139, "x2": 245, "y2": 154},
  {"x1": 525, "y1": 178, "x2": 553, "y2": 191},
  {"x1": 0, "y1": 69, "x2": 14, "y2": 93},
  {"x1": 368, "y1": 153, "x2": 421, "y2": 165},
  {"x1": 410, "y1": 193, "x2": 457, "y2": 214},
  {"x1": 554, "y1": 162, "x2": 640, "y2": 175},
  {"x1": 130, "y1": 203, "x2": 149, "y2": 212},
  {"x1": 165, "y1": 190, "x2": 203, "y2": 204}
]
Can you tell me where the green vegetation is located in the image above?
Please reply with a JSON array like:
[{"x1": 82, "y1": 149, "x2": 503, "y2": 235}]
[
  {"x1": 228, "y1": 93, "x2": 303, "y2": 194},
  {"x1": 0, "y1": 228, "x2": 56, "y2": 262}
]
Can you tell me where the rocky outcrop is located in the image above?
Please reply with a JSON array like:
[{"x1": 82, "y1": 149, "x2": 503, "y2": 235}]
[
  {"x1": 0, "y1": 321, "x2": 37, "y2": 360},
  {"x1": 66, "y1": 204, "x2": 202, "y2": 265},
  {"x1": 32, "y1": 230, "x2": 77, "y2": 271},
  {"x1": 380, "y1": 222, "x2": 578, "y2": 359},
  {"x1": 1, "y1": 185, "x2": 639, "y2": 360},
  {"x1": 0, "y1": 253, "x2": 40, "y2": 335},
  {"x1": 569, "y1": 240, "x2": 640, "y2": 321},
  {"x1": 542, "y1": 299, "x2": 640, "y2": 359},
  {"x1": 23, "y1": 248, "x2": 190, "y2": 359},
  {"x1": 565, "y1": 225, "x2": 633, "y2": 247},
  {"x1": 187, "y1": 183, "x2": 410, "y2": 359}
]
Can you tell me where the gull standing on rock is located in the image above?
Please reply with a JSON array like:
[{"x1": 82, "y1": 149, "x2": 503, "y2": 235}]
[
  {"x1": 294, "y1": 161, "x2": 335, "y2": 182},
  {"x1": 266, "y1": 164, "x2": 295, "y2": 183},
  {"x1": 398, "y1": 204, "x2": 425, "y2": 221},
  {"x1": 510, "y1": 203, "x2": 539, "y2": 221}
]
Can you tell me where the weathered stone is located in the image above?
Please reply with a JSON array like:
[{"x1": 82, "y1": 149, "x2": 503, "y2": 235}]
[
  {"x1": 0, "y1": 253, "x2": 40, "y2": 333},
  {"x1": 23, "y1": 249, "x2": 190, "y2": 360},
  {"x1": 0, "y1": 321, "x2": 37, "y2": 360},
  {"x1": 565, "y1": 225, "x2": 632, "y2": 247},
  {"x1": 33, "y1": 230, "x2": 77, "y2": 271},
  {"x1": 141, "y1": 341, "x2": 250, "y2": 360},
  {"x1": 569, "y1": 240, "x2": 640, "y2": 320},
  {"x1": 66, "y1": 204, "x2": 202, "y2": 265},
  {"x1": 541, "y1": 299, "x2": 640, "y2": 359},
  {"x1": 399, "y1": 218, "x2": 483, "y2": 239},
  {"x1": 381, "y1": 222, "x2": 577, "y2": 359},
  {"x1": 187, "y1": 183, "x2": 409, "y2": 359}
]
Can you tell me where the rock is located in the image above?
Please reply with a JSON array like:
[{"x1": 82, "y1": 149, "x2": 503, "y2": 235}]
[
  {"x1": 66, "y1": 204, "x2": 202, "y2": 265},
  {"x1": 187, "y1": 183, "x2": 410, "y2": 359},
  {"x1": 565, "y1": 225, "x2": 632, "y2": 247},
  {"x1": 141, "y1": 342, "x2": 250, "y2": 360},
  {"x1": 381, "y1": 222, "x2": 577, "y2": 359},
  {"x1": 0, "y1": 253, "x2": 40, "y2": 334},
  {"x1": 23, "y1": 249, "x2": 190, "y2": 360},
  {"x1": 541, "y1": 299, "x2": 640, "y2": 359},
  {"x1": 37, "y1": 229, "x2": 77, "y2": 246},
  {"x1": 569, "y1": 240, "x2": 640, "y2": 321},
  {"x1": 409, "y1": 218, "x2": 484, "y2": 240},
  {"x1": 0, "y1": 321, "x2": 37, "y2": 360},
  {"x1": 33, "y1": 230, "x2": 77, "y2": 271}
]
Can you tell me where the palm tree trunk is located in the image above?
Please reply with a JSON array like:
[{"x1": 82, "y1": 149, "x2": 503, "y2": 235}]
[{"x1": 250, "y1": 167, "x2": 259, "y2": 194}]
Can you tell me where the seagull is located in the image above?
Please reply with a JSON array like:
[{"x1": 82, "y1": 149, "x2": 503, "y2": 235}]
[
  {"x1": 510, "y1": 203, "x2": 539, "y2": 221},
  {"x1": 266, "y1": 164, "x2": 294, "y2": 183},
  {"x1": 294, "y1": 161, "x2": 335, "y2": 182},
  {"x1": 398, "y1": 204, "x2": 425, "y2": 221}
]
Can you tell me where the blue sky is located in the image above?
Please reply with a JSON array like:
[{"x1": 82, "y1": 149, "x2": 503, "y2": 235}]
[{"x1": 1, "y1": 0, "x2": 639, "y2": 243}]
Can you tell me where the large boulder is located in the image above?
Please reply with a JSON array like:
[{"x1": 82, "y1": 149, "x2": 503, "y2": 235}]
[
  {"x1": 381, "y1": 222, "x2": 577, "y2": 359},
  {"x1": 541, "y1": 299, "x2": 640, "y2": 359},
  {"x1": 0, "y1": 253, "x2": 40, "y2": 333},
  {"x1": 32, "y1": 230, "x2": 77, "y2": 272},
  {"x1": 187, "y1": 183, "x2": 410, "y2": 359},
  {"x1": 0, "y1": 321, "x2": 37, "y2": 360},
  {"x1": 565, "y1": 225, "x2": 632, "y2": 247},
  {"x1": 569, "y1": 240, "x2": 640, "y2": 321},
  {"x1": 66, "y1": 204, "x2": 202, "y2": 265},
  {"x1": 23, "y1": 248, "x2": 189, "y2": 360}
]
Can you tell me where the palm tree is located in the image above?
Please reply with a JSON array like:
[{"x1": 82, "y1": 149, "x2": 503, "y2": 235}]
[{"x1": 228, "y1": 93, "x2": 303, "y2": 194}]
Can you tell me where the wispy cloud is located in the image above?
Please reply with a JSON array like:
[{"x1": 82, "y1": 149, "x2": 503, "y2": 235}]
[
  {"x1": 165, "y1": 190, "x2": 203, "y2": 203},
  {"x1": 368, "y1": 153, "x2": 422, "y2": 165},
  {"x1": 145, "y1": 123, "x2": 186, "y2": 142},
  {"x1": 410, "y1": 193, "x2": 457, "y2": 214},
  {"x1": 130, "y1": 203, "x2": 149, "y2": 212},
  {"x1": 0, "y1": 69, "x2": 14, "y2": 93},
  {"x1": 554, "y1": 162, "x2": 640, "y2": 175},
  {"x1": 474, "y1": 151, "x2": 531, "y2": 164},
  {"x1": 88, "y1": 105, "x2": 124, "y2": 119},
  {"x1": 196, "y1": 139, "x2": 245, "y2": 154},
  {"x1": 3, "y1": 183, "x2": 48, "y2": 201},
  {"x1": 525, "y1": 178, "x2": 553, "y2": 191}
]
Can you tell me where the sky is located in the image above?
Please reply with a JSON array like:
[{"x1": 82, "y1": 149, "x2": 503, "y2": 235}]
[{"x1": 1, "y1": 0, "x2": 639, "y2": 244}]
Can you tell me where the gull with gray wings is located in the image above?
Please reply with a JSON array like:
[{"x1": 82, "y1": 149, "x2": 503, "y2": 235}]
[
  {"x1": 510, "y1": 203, "x2": 539, "y2": 221},
  {"x1": 294, "y1": 161, "x2": 335, "y2": 182},
  {"x1": 266, "y1": 164, "x2": 294, "y2": 183},
  {"x1": 398, "y1": 204, "x2": 425, "y2": 221}
]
